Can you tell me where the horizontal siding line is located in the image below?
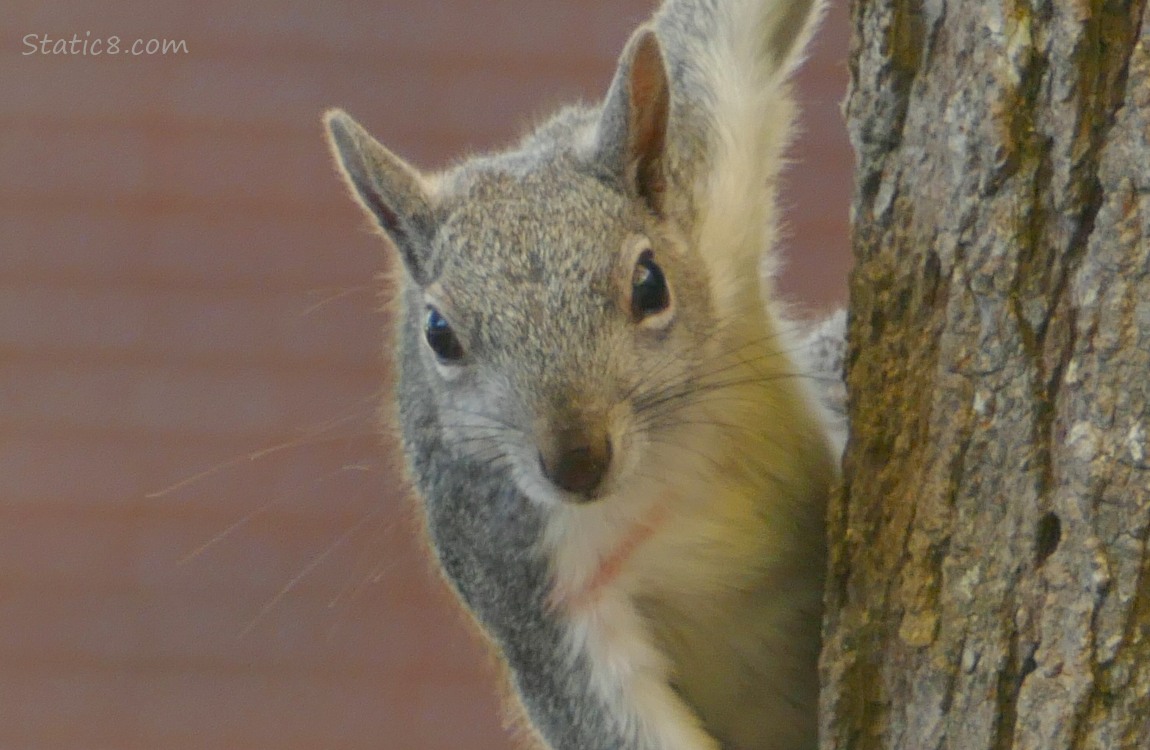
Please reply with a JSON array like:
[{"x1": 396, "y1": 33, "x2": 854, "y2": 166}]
[
  {"x1": 0, "y1": 346, "x2": 385, "y2": 378},
  {"x1": 0, "y1": 425, "x2": 388, "y2": 453},
  {"x1": 0, "y1": 112, "x2": 503, "y2": 148},
  {"x1": 0, "y1": 499, "x2": 396, "y2": 524},
  {"x1": 1, "y1": 203, "x2": 366, "y2": 229},
  {"x1": 0, "y1": 193, "x2": 354, "y2": 220},
  {"x1": 7, "y1": 420, "x2": 385, "y2": 447},
  {"x1": 0, "y1": 653, "x2": 436, "y2": 683},
  {"x1": 0, "y1": 575, "x2": 432, "y2": 621},
  {"x1": 0, "y1": 571, "x2": 441, "y2": 612},
  {"x1": 114, "y1": 37, "x2": 621, "y2": 76},
  {"x1": 0, "y1": 114, "x2": 322, "y2": 138},
  {"x1": 0, "y1": 275, "x2": 390, "y2": 301},
  {"x1": 33, "y1": 478, "x2": 400, "y2": 512},
  {"x1": 0, "y1": 489, "x2": 398, "y2": 518},
  {"x1": 5, "y1": 415, "x2": 383, "y2": 447},
  {"x1": 0, "y1": 486, "x2": 398, "y2": 517},
  {"x1": 0, "y1": 272, "x2": 391, "y2": 297}
]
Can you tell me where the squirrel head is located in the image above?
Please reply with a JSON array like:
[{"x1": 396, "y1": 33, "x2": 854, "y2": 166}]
[{"x1": 325, "y1": 25, "x2": 808, "y2": 506}]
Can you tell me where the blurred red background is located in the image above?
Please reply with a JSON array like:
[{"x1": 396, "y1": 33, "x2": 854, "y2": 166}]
[{"x1": 1, "y1": 1, "x2": 851, "y2": 748}]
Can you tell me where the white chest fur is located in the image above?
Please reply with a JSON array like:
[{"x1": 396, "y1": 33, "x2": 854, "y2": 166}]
[{"x1": 543, "y1": 460, "x2": 825, "y2": 750}]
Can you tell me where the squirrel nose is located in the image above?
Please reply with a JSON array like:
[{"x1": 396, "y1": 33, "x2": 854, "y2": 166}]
[{"x1": 538, "y1": 435, "x2": 612, "y2": 501}]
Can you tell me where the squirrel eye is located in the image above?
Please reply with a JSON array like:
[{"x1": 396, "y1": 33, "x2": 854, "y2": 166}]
[
  {"x1": 630, "y1": 249, "x2": 670, "y2": 321},
  {"x1": 424, "y1": 306, "x2": 465, "y2": 362}
]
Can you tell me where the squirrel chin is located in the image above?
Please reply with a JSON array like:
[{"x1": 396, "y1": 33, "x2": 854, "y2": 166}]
[{"x1": 546, "y1": 496, "x2": 673, "y2": 614}]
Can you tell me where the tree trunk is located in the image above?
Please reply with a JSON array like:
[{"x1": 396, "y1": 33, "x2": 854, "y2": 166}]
[{"x1": 820, "y1": 1, "x2": 1150, "y2": 748}]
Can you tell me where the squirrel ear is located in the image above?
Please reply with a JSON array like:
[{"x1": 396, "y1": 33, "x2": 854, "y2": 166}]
[
  {"x1": 596, "y1": 28, "x2": 670, "y2": 216},
  {"x1": 324, "y1": 109, "x2": 436, "y2": 284}
]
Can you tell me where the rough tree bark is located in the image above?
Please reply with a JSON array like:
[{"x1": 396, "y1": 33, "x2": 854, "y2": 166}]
[{"x1": 820, "y1": 1, "x2": 1150, "y2": 748}]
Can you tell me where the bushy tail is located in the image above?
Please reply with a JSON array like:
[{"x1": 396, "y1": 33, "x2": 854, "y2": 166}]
[{"x1": 654, "y1": 0, "x2": 825, "y2": 321}]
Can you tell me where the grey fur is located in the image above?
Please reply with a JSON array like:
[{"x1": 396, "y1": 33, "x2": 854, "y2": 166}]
[
  {"x1": 397, "y1": 315, "x2": 636, "y2": 747},
  {"x1": 798, "y1": 309, "x2": 848, "y2": 432}
]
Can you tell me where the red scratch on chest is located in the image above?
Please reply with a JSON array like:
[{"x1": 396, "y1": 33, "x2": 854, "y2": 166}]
[{"x1": 550, "y1": 500, "x2": 672, "y2": 613}]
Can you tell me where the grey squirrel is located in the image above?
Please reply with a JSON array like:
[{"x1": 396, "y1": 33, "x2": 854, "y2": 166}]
[{"x1": 324, "y1": 0, "x2": 844, "y2": 748}]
